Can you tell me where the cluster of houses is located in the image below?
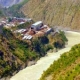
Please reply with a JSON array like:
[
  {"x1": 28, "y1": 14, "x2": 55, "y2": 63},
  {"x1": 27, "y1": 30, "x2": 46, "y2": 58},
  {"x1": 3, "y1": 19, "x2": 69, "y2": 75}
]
[
  {"x1": 0, "y1": 17, "x2": 32, "y2": 29},
  {"x1": 14, "y1": 21, "x2": 53, "y2": 40},
  {"x1": 0, "y1": 17, "x2": 58, "y2": 40}
]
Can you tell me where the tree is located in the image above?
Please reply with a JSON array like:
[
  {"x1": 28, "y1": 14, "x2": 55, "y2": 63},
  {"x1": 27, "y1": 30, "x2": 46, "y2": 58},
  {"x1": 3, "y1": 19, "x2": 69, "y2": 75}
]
[{"x1": 39, "y1": 36, "x2": 49, "y2": 44}]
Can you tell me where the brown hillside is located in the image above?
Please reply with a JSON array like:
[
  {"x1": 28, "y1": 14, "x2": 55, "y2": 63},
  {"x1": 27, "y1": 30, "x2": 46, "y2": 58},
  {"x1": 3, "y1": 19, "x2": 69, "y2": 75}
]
[{"x1": 21, "y1": 0, "x2": 80, "y2": 30}]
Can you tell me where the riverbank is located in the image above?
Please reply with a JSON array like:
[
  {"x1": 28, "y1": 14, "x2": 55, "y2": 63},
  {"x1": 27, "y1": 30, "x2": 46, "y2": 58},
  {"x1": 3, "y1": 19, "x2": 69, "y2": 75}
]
[{"x1": 10, "y1": 31, "x2": 80, "y2": 80}]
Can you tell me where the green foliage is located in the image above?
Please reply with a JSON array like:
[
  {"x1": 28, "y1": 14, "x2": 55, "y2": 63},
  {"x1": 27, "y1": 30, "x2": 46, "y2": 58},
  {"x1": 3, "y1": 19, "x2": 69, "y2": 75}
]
[
  {"x1": 0, "y1": 28, "x2": 51, "y2": 78},
  {"x1": 53, "y1": 31, "x2": 67, "y2": 49},
  {"x1": 39, "y1": 36, "x2": 49, "y2": 44},
  {"x1": 53, "y1": 41, "x2": 62, "y2": 48},
  {"x1": 2, "y1": 28, "x2": 14, "y2": 39},
  {"x1": 32, "y1": 38, "x2": 45, "y2": 56},
  {"x1": 0, "y1": 10, "x2": 4, "y2": 17},
  {"x1": 14, "y1": 47, "x2": 26, "y2": 61},
  {"x1": 2, "y1": 28, "x2": 37, "y2": 61},
  {"x1": 5, "y1": 0, "x2": 29, "y2": 17},
  {"x1": 2, "y1": 28, "x2": 48, "y2": 62},
  {"x1": 64, "y1": 64, "x2": 80, "y2": 80},
  {"x1": 8, "y1": 17, "x2": 12, "y2": 22},
  {"x1": 40, "y1": 44, "x2": 80, "y2": 80},
  {"x1": 45, "y1": 44, "x2": 53, "y2": 51},
  {"x1": 32, "y1": 36, "x2": 51, "y2": 56},
  {"x1": 17, "y1": 21, "x2": 32, "y2": 29},
  {"x1": 59, "y1": 30, "x2": 68, "y2": 42},
  {"x1": 1, "y1": 28, "x2": 67, "y2": 79},
  {"x1": 2, "y1": 65, "x2": 11, "y2": 77},
  {"x1": 0, "y1": 28, "x2": 39, "y2": 78},
  {"x1": 0, "y1": 59, "x2": 16, "y2": 77}
]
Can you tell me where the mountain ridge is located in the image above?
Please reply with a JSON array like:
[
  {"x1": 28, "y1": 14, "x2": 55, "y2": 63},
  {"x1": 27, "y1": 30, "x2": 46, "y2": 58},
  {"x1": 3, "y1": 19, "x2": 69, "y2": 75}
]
[{"x1": 21, "y1": 0, "x2": 80, "y2": 30}]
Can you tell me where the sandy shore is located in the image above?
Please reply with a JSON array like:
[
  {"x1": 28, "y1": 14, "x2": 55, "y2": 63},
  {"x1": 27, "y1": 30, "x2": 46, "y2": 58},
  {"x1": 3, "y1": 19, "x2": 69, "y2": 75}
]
[{"x1": 10, "y1": 31, "x2": 80, "y2": 80}]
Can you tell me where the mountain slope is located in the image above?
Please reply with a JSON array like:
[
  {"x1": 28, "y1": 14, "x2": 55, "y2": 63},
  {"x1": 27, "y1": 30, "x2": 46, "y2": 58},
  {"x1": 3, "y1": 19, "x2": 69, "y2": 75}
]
[
  {"x1": 0, "y1": 34, "x2": 25, "y2": 79},
  {"x1": 40, "y1": 44, "x2": 80, "y2": 80},
  {"x1": 0, "y1": 28, "x2": 38, "y2": 79},
  {"x1": 0, "y1": 0, "x2": 23, "y2": 8},
  {"x1": 0, "y1": 27, "x2": 67, "y2": 79},
  {"x1": 2, "y1": 0, "x2": 29, "y2": 17},
  {"x1": 21, "y1": 0, "x2": 80, "y2": 30}
]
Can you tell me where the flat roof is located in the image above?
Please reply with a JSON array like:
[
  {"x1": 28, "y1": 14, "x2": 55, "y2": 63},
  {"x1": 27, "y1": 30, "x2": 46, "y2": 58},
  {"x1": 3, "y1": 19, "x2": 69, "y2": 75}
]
[
  {"x1": 22, "y1": 35, "x2": 33, "y2": 40},
  {"x1": 32, "y1": 21, "x2": 42, "y2": 26}
]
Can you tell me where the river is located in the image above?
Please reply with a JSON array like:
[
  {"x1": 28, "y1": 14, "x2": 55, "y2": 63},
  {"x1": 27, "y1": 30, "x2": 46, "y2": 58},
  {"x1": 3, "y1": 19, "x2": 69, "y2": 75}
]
[{"x1": 10, "y1": 31, "x2": 80, "y2": 80}]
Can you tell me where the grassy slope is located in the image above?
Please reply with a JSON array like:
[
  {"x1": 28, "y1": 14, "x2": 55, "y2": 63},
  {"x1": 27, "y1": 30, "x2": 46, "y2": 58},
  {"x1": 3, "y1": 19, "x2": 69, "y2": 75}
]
[
  {"x1": 40, "y1": 44, "x2": 80, "y2": 80},
  {"x1": 0, "y1": 21, "x2": 68, "y2": 80},
  {"x1": 2, "y1": 28, "x2": 38, "y2": 62},
  {"x1": 0, "y1": 34, "x2": 25, "y2": 78},
  {"x1": 0, "y1": 28, "x2": 38, "y2": 78},
  {"x1": 0, "y1": 27, "x2": 67, "y2": 78},
  {"x1": 21, "y1": 0, "x2": 80, "y2": 30}
]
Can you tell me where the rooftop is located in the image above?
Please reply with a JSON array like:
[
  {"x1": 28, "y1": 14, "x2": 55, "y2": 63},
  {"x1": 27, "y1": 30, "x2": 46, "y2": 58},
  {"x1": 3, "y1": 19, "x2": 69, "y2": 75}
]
[{"x1": 32, "y1": 21, "x2": 42, "y2": 26}]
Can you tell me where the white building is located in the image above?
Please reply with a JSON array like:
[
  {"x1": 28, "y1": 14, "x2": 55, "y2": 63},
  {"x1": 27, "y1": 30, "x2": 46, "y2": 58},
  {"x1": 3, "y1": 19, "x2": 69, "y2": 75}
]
[
  {"x1": 31, "y1": 21, "x2": 43, "y2": 30},
  {"x1": 14, "y1": 29, "x2": 26, "y2": 33}
]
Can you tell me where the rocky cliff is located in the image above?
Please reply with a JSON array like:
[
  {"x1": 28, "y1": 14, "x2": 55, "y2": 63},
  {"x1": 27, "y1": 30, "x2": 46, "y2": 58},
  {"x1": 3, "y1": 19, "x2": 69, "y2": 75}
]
[{"x1": 21, "y1": 0, "x2": 80, "y2": 31}]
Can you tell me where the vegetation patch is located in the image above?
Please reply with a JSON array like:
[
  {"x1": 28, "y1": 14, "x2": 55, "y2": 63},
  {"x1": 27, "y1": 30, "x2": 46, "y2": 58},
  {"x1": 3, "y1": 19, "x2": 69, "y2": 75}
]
[
  {"x1": 40, "y1": 44, "x2": 80, "y2": 80},
  {"x1": 3, "y1": 0, "x2": 29, "y2": 17},
  {"x1": 0, "y1": 27, "x2": 67, "y2": 79}
]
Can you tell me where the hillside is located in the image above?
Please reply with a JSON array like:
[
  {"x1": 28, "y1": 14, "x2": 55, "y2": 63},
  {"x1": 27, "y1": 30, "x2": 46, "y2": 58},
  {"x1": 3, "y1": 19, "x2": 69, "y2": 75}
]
[
  {"x1": 0, "y1": 26, "x2": 67, "y2": 79},
  {"x1": 0, "y1": 33, "x2": 25, "y2": 79},
  {"x1": 0, "y1": 28, "x2": 42, "y2": 79},
  {"x1": 40, "y1": 44, "x2": 80, "y2": 80},
  {"x1": 0, "y1": 0, "x2": 29, "y2": 17},
  {"x1": 3, "y1": 0, "x2": 29, "y2": 17},
  {"x1": 21, "y1": 0, "x2": 80, "y2": 30}
]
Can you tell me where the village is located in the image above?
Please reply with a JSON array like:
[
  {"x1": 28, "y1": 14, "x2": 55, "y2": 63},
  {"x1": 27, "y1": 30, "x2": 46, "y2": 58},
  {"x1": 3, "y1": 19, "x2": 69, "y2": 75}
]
[
  {"x1": 0, "y1": 17, "x2": 57, "y2": 41},
  {"x1": 16, "y1": 21, "x2": 53, "y2": 40}
]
